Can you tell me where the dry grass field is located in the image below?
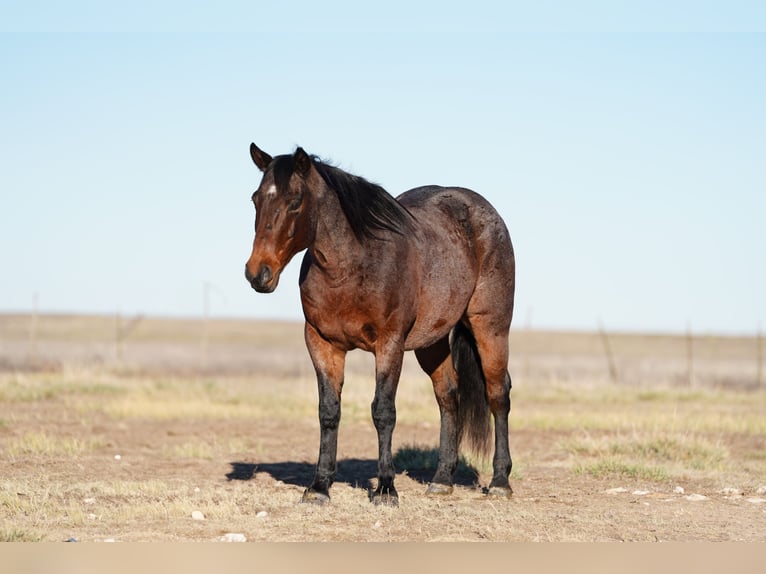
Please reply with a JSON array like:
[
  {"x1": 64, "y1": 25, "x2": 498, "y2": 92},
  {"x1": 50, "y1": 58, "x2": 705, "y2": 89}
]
[{"x1": 1, "y1": 313, "x2": 765, "y2": 542}]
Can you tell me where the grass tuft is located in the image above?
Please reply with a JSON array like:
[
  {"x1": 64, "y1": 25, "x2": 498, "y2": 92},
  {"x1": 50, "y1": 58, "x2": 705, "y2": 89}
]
[
  {"x1": 562, "y1": 430, "x2": 729, "y2": 479},
  {"x1": 574, "y1": 458, "x2": 670, "y2": 482},
  {"x1": 5, "y1": 432, "x2": 103, "y2": 458},
  {"x1": 0, "y1": 527, "x2": 45, "y2": 542},
  {"x1": 166, "y1": 442, "x2": 215, "y2": 460}
]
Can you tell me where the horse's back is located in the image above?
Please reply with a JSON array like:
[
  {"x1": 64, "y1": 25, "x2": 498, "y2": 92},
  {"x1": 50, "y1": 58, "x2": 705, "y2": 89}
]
[{"x1": 397, "y1": 185, "x2": 514, "y2": 265}]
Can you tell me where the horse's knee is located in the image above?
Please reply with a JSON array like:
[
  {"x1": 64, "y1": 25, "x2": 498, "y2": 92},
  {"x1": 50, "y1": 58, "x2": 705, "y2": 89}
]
[
  {"x1": 371, "y1": 396, "x2": 396, "y2": 430},
  {"x1": 485, "y1": 377, "x2": 511, "y2": 414},
  {"x1": 488, "y1": 393, "x2": 510, "y2": 414},
  {"x1": 318, "y1": 391, "x2": 341, "y2": 429}
]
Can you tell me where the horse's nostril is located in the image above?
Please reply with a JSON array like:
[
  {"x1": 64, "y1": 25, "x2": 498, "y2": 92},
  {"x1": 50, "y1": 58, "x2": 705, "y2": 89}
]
[{"x1": 257, "y1": 265, "x2": 273, "y2": 286}]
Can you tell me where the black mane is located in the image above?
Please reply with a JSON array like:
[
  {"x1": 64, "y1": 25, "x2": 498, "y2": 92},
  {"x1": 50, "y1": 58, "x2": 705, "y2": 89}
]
[{"x1": 312, "y1": 158, "x2": 415, "y2": 241}]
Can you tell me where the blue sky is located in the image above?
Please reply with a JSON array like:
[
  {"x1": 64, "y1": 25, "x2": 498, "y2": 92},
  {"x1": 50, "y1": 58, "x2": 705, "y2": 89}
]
[{"x1": 1, "y1": 4, "x2": 764, "y2": 334}]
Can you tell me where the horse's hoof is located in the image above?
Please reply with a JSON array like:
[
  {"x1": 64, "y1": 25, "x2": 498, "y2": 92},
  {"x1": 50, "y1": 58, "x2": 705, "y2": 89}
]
[
  {"x1": 301, "y1": 489, "x2": 330, "y2": 505},
  {"x1": 486, "y1": 485, "x2": 513, "y2": 499},
  {"x1": 426, "y1": 483, "x2": 454, "y2": 496},
  {"x1": 372, "y1": 492, "x2": 399, "y2": 507}
]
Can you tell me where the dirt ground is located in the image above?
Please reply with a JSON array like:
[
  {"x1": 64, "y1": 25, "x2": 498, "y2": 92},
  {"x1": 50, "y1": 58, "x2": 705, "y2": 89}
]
[{"x1": 1, "y1": 314, "x2": 765, "y2": 542}]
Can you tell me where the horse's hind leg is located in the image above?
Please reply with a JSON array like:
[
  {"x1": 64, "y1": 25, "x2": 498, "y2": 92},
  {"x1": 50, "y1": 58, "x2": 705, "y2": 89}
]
[
  {"x1": 466, "y1": 312, "x2": 513, "y2": 497},
  {"x1": 415, "y1": 337, "x2": 459, "y2": 495}
]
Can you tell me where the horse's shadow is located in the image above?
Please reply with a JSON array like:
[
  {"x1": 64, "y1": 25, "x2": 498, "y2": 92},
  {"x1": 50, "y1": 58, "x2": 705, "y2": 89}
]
[
  {"x1": 227, "y1": 446, "x2": 480, "y2": 490},
  {"x1": 227, "y1": 459, "x2": 377, "y2": 490}
]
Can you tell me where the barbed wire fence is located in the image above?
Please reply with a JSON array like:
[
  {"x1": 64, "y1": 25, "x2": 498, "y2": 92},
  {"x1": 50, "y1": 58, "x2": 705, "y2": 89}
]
[{"x1": 7, "y1": 296, "x2": 765, "y2": 388}]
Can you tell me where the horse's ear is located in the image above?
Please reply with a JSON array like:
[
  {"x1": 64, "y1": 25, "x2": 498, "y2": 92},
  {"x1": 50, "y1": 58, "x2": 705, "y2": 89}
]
[
  {"x1": 250, "y1": 143, "x2": 272, "y2": 172},
  {"x1": 293, "y1": 147, "x2": 311, "y2": 177}
]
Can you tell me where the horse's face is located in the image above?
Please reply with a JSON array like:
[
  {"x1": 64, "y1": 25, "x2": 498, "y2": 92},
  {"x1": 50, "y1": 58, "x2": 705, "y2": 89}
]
[{"x1": 245, "y1": 144, "x2": 314, "y2": 293}]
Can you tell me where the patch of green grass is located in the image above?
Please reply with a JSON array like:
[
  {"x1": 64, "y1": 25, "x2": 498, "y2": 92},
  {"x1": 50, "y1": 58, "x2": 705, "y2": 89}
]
[
  {"x1": 564, "y1": 433, "x2": 727, "y2": 469},
  {"x1": 574, "y1": 458, "x2": 669, "y2": 482},
  {"x1": 629, "y1": 437, "x2": 726, "y2": 470},
  {"x1": 563, "y1": 431, "x2": 730, "y2": 481}
]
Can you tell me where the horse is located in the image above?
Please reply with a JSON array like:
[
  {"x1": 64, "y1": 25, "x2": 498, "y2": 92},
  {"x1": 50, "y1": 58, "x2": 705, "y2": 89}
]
[{"x1": 245, "y1": 143, "x2": 515, "y2": 506}]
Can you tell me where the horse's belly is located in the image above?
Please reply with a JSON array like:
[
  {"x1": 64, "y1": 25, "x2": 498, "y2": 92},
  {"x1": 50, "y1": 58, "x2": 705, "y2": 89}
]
[
  {"x1": 404, "y1": 265, "x2": 475, "y2": 350},
  {"x1": 404, "y1": 313, "x2": 462, "y2": 350}
]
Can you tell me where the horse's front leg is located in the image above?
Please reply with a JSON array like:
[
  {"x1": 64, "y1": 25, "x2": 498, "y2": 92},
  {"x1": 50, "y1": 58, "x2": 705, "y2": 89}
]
[
  {"x1": 302, "y1": 323, "x2": 346, "y2": 505},
  {"x1": 371, "y1": 339, "x2": 405, "y2": 506}
]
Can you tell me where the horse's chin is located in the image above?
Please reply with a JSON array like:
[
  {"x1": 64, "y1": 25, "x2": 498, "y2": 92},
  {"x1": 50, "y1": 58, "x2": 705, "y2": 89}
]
[{"x1": 252, "y1": 281, "x2": 278, "y2": 294}]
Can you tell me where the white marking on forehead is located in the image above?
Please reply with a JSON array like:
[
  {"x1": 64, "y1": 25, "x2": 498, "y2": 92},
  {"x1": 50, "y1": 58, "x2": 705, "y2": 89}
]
[{"x1": 265, "y1": 184, "x2": 277, "y2": 196}]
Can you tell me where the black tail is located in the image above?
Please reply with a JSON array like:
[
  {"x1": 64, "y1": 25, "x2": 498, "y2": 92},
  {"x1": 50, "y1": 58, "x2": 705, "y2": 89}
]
[{"x1": 450, "y1": 321, "x2": 492, "y2": 457}]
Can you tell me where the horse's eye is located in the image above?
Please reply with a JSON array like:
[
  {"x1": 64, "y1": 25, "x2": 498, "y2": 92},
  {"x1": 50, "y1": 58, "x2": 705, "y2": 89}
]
[{"x1": 287, "y1": 194, "x2": 303, "y2": 212}]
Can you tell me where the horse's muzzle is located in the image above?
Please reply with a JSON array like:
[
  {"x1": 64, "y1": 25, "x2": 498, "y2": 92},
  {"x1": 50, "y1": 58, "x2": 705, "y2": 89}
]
[{"x1": 245, "y1": 264, "x2": 277, "y2": 293}]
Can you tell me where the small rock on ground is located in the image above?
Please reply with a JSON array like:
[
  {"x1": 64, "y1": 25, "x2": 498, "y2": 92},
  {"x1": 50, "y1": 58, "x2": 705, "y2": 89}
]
[
  {"x1": 685, "y1": 494, "x2": 708, "y2": 501},
  {"x1": 256, "y1": 511, "x2": 268, "y2": 518},
  {"x1": 220, "y1": 533, "x2": 247, "y2": 542},
  {"x1": 191, "y1": 510, "x2": 205, "y2": 520}
]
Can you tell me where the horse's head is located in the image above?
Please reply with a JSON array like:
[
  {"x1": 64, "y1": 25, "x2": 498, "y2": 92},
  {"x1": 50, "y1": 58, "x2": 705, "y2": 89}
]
[{"x1": 245, "y1": 143, "x2": 315, "y2": 293}]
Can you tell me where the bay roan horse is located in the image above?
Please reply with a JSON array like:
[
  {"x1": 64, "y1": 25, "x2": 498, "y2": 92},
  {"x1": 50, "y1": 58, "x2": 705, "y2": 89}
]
[{"x1": 245, "y1": 143, "x2": 515, "y2": 506}]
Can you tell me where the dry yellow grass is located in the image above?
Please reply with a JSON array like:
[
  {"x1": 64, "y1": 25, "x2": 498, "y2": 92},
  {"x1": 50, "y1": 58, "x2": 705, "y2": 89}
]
[
  {"x1": 1, "y1": 314, "x2": 765, "y2": 541},
  {"x1": 5, "y1": 432, "x2": 104, "y2": 459}
]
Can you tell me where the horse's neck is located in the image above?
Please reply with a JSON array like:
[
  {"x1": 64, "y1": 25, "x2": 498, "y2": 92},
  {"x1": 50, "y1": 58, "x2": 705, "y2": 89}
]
[{"x1": 310, "y1": 189, "x2": 363, "y2": 277}]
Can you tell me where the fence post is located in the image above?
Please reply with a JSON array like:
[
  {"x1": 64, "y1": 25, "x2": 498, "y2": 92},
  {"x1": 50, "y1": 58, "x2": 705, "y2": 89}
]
[
  {"x1": 28, "y1": 292, "x2": 39, "y2": 360},
  {"x1": 598, "y1": 319, "x2": 618, "y2": 384},
  {"x1": 201, "y1": 281, "x2": 210, "y2": 372},
  {"x1": 758, "y1": 322, "x2": 763, "y2": 388},
  {"x1": 115, "y1": 310, "x2": 122, "y2": 361},
  {"x1": 686, "y1": 321, "x2": 694, "y2": 387}
]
